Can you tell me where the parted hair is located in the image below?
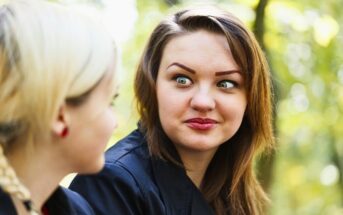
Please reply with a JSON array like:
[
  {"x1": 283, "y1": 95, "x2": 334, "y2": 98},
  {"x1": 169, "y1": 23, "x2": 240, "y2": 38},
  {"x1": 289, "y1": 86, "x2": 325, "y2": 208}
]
[
  {"x1": 134, "y1": 6, "x2": 274, "y2": 215},
  {"x1": 0, "y1": 0, "x2": 116, "y2": 213}
]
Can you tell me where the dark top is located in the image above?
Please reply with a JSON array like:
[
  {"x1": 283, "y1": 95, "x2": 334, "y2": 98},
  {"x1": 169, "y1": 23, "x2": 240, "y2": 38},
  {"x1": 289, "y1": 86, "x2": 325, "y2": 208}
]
[
  {"x1": 69, "y1": 129, "x2": 215, "y2": 215},
  {"x1": 0, "y1": 186, "x2": 95, "y2": 215}
]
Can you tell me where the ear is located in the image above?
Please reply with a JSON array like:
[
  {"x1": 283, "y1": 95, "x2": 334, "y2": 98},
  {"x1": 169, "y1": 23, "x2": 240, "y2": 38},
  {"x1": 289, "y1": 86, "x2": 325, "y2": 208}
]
[{"x1": 51, "y1": 104, "x2": 69, "y2": 137}]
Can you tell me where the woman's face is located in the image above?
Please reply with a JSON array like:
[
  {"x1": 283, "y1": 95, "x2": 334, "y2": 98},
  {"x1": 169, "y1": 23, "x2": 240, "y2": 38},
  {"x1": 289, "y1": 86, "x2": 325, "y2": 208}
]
[
  {"x1": 156, "y1": 30, "x2": 247, "y2": 157},
  {"x1": 64, "y1": 69, "x2": 117, "y2": 174}
]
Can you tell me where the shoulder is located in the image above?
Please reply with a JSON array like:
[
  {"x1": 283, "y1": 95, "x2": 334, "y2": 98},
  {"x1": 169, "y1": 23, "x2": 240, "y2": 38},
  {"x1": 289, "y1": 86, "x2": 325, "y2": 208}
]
[
  {"x1": 69, "y1": 129, "x2": 165, "y2": 214},
  {"x1": 61, "y1": 188, "x2": 95, "y2": 215},
  {"x1": 103, "y1": 129, "x2": 152, "y2": 182},
  {"x1": 45, "y1": 187, "x2": 95, "y2": 215},
  {"x1": 70, "y1": 161, "x2": 147, "y2": 214},
  {"x1": 71, "y1": 129, "x2": 153, "y2": 193},
  {"x1": 105, "y1": 129, "x2": 148, "y2": 164}
]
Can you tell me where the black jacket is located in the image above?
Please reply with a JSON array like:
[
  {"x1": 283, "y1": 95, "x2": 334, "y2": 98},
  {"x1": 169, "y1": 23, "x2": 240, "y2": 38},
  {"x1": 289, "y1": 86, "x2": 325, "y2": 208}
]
[
  {"x1": 0, "y1": 186, "x2": 95, "y2": 215},
  {"x1": 70, "y1": 129, "x2": 215, "y2": 215}
]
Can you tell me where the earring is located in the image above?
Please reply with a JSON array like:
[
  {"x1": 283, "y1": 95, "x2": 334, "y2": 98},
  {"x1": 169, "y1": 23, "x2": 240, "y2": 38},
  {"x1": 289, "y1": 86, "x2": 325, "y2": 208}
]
[{"x1": 61, "y1": 127, "x2": 69, "y2": 138}]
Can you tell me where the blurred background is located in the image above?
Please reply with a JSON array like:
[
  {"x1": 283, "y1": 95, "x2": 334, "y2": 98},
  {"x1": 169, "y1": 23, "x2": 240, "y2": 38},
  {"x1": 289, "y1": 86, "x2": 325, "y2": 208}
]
[{"x1": 56, "y1": 0, "x2": 343, "y2": 214}]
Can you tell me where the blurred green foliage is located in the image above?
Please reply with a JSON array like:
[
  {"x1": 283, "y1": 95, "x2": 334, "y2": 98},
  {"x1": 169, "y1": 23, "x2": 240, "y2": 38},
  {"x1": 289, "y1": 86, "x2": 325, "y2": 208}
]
[
  {"x1": 58, "y1": 0, "x2": 343, "y2": 214},
  {"x1": 117, "y1": 0, "x2": 343, "y2": 214}
]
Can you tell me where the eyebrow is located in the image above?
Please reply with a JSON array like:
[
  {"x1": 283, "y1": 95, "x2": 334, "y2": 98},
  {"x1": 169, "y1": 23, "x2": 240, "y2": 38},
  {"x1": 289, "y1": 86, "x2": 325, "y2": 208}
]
[
  {"x1": 166, "y1": 62, "x2": 241, "y2": 76},
  {"x1": 215, "y1": 70, "x2": 241, "y2": 76},
  {"x1": 167, "y1": 62, "x2": 195, "y2": 74}
]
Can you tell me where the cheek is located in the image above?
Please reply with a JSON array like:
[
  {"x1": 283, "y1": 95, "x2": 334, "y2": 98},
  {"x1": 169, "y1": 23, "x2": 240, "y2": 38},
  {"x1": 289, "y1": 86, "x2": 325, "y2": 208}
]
[
  {"x1": 105, "y1": 110, "x2": 117, "y2": 133},
  {"x1": 156, "y1": 83, "x2": 178, "y2": 131},
  {"x1": 156, "y1": 82, "x2": 168, "y2": 114},
  {"x1": 221, "y1": 96, "x2": 247, "y2": 121},
  {"x1": 157, "y1": 95, "x2": 170, "y2": 128},
  {"x1": 96, "y1": 109, "x2": 117, "y2": 139},
  {"x1": 157, "y1": 85, "x2": 187, "y2": 121}
]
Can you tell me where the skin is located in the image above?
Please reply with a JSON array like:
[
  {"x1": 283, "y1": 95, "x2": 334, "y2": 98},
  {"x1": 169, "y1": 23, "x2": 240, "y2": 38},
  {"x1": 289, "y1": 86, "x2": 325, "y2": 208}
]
[
  {"x1": 156, "y1": 30, "x2": 247, "y2": 187},
  {"x1": 7, "y1": 69, "x2": 117, "y2": 213},
  {"x1": 61, "y1": 70, "x2": 118, "y2": 174}
]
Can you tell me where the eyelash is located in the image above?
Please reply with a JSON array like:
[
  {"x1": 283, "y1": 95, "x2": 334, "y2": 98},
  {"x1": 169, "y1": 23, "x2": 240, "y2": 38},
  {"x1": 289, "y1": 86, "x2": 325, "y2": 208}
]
[
  {"x1": 216, "y1": 80, "x2": 237, "y2": 89},
  {"x1": 173, "y1": 75, "x2": 192, "y2": 87},
  {"x1": 110, "y1": 93, "x2": 119, "y2": 107}
]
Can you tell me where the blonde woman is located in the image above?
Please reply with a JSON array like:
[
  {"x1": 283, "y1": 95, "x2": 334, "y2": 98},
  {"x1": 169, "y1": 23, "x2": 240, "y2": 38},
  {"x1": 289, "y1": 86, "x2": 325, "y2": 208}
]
[{"x1": 0, "y1": 0, "x2": 118, "y2": 214}]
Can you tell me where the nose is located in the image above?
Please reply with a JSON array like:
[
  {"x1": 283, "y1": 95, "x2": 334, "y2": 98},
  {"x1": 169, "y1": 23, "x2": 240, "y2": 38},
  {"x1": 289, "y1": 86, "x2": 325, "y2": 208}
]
[
  {"x1": 113, "y1": 115, "x2": 118, "y2": 130},
  {"x1": 109, "y1": 110, "x2": 118, "y2": 131},
  {"x1": 190, "y1": 88, "x2": 215, "y2": 112},
  {"x1": 113, "y1": 120, "x2": 118, "y2": 130}
]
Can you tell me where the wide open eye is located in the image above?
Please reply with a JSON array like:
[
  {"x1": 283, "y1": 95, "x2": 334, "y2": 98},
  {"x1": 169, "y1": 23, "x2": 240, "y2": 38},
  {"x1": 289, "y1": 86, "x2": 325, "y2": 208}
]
[
  {"x1": 174, "y1": 75, "x2": 192, "y2": 87},
  {"x1": 217, "y1": 80, "x2": 236, "y2": 89}
]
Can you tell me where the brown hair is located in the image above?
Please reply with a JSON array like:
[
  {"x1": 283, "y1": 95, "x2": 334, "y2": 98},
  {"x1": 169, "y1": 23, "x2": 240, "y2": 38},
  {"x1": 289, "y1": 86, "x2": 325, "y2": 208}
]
[{"x1": 134, "y1": 6, "x2": 274, "y2": 215}]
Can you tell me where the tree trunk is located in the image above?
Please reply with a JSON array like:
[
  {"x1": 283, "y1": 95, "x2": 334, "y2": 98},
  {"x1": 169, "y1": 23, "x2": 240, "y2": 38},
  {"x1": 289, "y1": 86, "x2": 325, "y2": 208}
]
[
  {"x1": 253, "y1": 0, "x2": 278, "y2": 194},
  {"x1": 330, "y1": 134, "x2": 343, "y2": 205}
]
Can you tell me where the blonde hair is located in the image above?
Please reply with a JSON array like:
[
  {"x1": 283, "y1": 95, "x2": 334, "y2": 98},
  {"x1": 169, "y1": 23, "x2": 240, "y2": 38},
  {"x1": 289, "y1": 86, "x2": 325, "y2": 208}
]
[{"x1": 0, "y1": 0, "x2": 116, "y2": 213}]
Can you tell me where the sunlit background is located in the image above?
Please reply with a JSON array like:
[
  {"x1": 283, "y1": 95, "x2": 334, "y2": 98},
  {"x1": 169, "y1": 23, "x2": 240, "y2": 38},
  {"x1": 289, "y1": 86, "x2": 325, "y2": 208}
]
[{"x1": 56, "y1": 0, "x2": 343, "y2": 214}]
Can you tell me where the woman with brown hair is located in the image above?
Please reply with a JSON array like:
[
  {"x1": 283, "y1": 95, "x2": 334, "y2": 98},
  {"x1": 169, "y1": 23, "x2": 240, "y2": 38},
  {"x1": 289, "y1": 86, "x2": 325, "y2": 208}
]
[{"x1": 71, "y1": 5, "x2": 274, "y2": 215}]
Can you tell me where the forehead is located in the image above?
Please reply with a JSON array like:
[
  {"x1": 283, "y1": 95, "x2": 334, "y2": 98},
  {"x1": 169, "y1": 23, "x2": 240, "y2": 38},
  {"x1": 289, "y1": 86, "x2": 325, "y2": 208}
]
[
  {"x1": 160, "y1": 30, "x2": 239, "y2": 71},
  {"x1": 90, "y1": 61, "x2": 117, "y2": 99},
  {"x1": 165, "y1": 30, "x2": 229, "y2": 53}
]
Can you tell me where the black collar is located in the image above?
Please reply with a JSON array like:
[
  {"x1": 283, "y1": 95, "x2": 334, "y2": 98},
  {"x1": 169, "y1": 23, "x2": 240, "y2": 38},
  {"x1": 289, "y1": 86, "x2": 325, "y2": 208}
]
[
  {"x1": 0, "y1": 187, "x2": 76, "y2": 215},
  {"x1": 151, "y1": 155, "x2": 215, "y2": 215}
]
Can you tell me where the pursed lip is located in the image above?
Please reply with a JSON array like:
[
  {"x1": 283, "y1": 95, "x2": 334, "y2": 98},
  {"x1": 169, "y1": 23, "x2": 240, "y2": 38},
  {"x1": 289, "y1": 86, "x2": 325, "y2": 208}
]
[{"x1": 184, "y1": 118, "x2": 218, "y2": 130}]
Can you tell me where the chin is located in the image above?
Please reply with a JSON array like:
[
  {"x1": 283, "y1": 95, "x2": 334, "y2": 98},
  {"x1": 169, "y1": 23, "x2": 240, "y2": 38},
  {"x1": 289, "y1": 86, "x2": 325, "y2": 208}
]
[
  {"x1": 193, "y1": 145, "x2": 219, "y2": 152},
  {"x1": 179, "y1": 141, "x2": 221, "y2": 153},
  {"x1": 188, "y1": 136, "x2": 234, "y2": 152},
  {"x1": 79, "y1": 156, "x2": 105, "y2": 174}
]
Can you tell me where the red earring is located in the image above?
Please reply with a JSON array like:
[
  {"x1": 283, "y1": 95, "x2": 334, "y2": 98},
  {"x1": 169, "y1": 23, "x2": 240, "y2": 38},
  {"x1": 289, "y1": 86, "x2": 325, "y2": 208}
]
[{"x1": 61, "y1": 127, "x2": 69, "y2": 138}]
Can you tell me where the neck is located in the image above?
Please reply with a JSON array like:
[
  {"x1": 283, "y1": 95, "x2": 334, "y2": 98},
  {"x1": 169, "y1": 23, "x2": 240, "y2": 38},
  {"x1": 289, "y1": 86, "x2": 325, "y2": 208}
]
[
  {"x1": 7, "y1": 142, "x2": 68, "y2": 212},
  {"x1": 176, "y1": 147, "x2": 218, "y2": 188}
]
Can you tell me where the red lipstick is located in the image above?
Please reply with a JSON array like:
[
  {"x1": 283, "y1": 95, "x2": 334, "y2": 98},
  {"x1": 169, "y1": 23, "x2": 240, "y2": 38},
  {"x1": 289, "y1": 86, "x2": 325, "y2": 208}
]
[{"x1": 185, "y1": 118, "x2": 217, "y2": 130}]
